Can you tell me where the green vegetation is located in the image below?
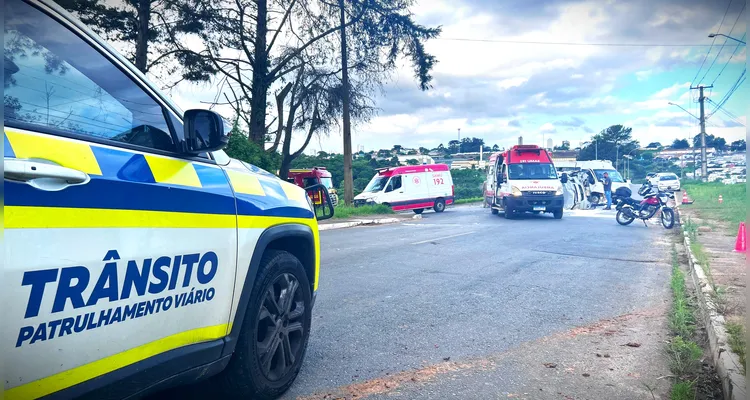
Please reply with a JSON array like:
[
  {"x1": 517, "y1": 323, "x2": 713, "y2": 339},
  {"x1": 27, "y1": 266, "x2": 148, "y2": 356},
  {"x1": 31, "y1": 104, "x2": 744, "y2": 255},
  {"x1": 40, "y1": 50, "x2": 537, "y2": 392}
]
[
  {"x1": 331, "y1": 204, "x2": 393, "y2": 219},
  {"x1": 670, "y1": 380, "x2": 696, "y2": 400},
  {"x1": 682, "y1": 182, "x2": 746, "y2": 228},
  {"x1": 668, "y1": 246, "x2": 702, "y2": 399},
  {"x1": 725, "y1": 322, "x2": 746, "y2": 375},
  {"x1": 454, "y1": 197, "x2": 483, "y2": 205},
  {"x1": 689, "y1": 242, "x2": 711, "y2": 280}
]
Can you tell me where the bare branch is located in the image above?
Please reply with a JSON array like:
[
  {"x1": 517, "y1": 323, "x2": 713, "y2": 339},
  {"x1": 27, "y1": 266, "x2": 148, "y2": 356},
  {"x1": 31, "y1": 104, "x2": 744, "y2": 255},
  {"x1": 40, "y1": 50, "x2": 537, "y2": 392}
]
[{"x1": 266, "y1": 0, "x2": 297, "y2": 54}]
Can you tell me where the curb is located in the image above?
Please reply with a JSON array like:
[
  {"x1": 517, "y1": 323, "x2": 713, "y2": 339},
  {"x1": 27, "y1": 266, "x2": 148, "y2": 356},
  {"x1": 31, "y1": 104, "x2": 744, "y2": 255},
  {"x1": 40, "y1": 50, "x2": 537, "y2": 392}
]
[
  {"x1": 678, "y1": 210, "x2": 746, "y2": 400},
  {"x1": 319, "y1": 217, "x2": 401, "y2": 231}
]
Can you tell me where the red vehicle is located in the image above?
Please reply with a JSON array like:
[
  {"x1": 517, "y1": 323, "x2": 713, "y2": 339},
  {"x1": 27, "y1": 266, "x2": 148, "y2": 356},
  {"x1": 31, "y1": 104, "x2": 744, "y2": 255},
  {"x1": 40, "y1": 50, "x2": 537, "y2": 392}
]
[{"x1": 288, "y1": 167, "x2": 339, "y2": 206}]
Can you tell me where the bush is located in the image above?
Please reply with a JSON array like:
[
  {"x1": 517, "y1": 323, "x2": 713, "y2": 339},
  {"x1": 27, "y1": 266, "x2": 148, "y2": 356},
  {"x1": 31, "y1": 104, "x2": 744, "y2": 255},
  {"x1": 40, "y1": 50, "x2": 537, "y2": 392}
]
[
  {"x1": 224, "y1": 130, "x2": 280, "y2": 173},
  {"x1": 333, "y1": 204, "x2": 393, "y2": 219}
]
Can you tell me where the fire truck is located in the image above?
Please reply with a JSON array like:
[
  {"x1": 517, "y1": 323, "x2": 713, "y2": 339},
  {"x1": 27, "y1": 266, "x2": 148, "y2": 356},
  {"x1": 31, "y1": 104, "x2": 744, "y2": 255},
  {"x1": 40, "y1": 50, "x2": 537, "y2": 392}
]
[{"x1": 288, "y1": 167, "x2": 339, "y2": 206}]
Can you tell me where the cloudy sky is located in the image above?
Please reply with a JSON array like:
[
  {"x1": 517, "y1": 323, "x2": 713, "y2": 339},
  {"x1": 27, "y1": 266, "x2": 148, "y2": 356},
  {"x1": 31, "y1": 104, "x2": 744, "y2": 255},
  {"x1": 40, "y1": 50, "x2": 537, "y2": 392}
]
[{"x1": 172, "y1": 0, "x2": 747, "y2": 154}]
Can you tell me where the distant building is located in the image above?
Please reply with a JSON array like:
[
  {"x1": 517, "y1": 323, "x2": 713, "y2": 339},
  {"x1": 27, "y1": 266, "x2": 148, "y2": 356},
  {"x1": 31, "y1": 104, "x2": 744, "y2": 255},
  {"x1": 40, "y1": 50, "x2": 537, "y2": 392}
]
[
  {"x1": 547, "y1": 138, "x2": 553, "y2": 149},
  {"x1": 550, "y1": 150, "x2": 578, "y2": 163},
  {"x1": 357, "y1": 144, "x2": 365, "y2": 152},
  {"x1": 396, "y1": 155, "x2": 435, "y2": 165}
]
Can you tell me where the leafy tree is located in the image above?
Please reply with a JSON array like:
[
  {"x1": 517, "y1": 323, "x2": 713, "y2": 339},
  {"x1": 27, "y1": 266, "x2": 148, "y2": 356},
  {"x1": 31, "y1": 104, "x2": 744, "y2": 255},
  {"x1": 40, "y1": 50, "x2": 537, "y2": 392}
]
[
  {"x1": 692, "y1": 134, "x2": 727, "y2": 150},
  {"x1": 491, "y1": 144, "x2": 500, "y2": 152},
  {"x1": 671, "y1": 139, "x2": 690, "y2": 149},
  {"x1": 730, "y1": 140, "x2": 746, "y2": 151},
  {"x1": 407, "y1": 149, "x2": 418, "y2": 155},
  {"x1": 646, "y1": 142, "x2": 663, "y2": 148},
  {"x1": 553, "y1": 144, "x2": 570, "y2": 151},
  {"x1": 392, "y1": 144, "x2": 403, "y2": 153},
  {"x1": 447, "y1": 140, "x2": 460, "y2": 154},
  {"x1": 406, "y1": 158, "x2": 420, "y2": 165},
  {"x1": 577, "y1": 125, "x2": 638, "y2": 167},
  {"x1": 418, "y1": 147, "x2": 429, "y2": 154},
  {"x1": 55, "y1": 0, "x2": 220, "y2": 81},
  {"x1": 224, "y1": 122, "x2": 279, "y2": 173}
]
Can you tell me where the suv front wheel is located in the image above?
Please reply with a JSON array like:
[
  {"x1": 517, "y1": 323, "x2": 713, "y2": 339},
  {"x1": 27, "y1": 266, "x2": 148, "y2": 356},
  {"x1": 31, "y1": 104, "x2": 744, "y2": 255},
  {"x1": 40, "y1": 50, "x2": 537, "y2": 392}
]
[{"x1": 218, "y1": 250, "x2": 312, "y2": 399}]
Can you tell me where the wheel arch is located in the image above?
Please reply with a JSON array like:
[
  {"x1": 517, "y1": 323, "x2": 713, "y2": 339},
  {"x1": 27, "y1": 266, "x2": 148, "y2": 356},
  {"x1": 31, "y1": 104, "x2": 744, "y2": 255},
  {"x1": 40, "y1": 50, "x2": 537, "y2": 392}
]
[{"x1": 221, "y1": 223, "x2": 315, "y2": 357}]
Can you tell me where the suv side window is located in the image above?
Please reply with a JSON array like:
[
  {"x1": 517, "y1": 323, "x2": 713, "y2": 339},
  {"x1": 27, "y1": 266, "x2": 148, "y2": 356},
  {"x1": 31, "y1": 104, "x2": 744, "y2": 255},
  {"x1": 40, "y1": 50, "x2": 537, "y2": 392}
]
[{"x1": 4, "y1": 0, "x2": 175, "y2": 152}]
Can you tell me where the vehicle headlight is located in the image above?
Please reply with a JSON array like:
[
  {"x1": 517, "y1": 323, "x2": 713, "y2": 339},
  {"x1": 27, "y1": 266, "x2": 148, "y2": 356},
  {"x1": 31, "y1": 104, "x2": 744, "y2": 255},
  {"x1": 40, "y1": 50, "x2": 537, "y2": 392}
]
[
  {"x1": 555, "y1": 187, "x2": 564, "y2": 195},
  {"x1": 511, "y1": 186, "x2": 523, "y2": 197}
]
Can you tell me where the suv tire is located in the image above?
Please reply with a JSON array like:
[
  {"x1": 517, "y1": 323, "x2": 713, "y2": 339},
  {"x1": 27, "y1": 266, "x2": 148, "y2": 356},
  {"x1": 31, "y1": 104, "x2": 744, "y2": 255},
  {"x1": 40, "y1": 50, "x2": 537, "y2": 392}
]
[{"x1": 217, "y1": 250, "x2": 312, "y2": 399}]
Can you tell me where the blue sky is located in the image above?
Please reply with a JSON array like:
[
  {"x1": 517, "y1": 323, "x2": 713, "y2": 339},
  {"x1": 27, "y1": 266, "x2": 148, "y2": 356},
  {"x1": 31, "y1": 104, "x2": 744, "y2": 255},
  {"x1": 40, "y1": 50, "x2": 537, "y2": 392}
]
[{"x1": 171, "y1": 0, "x2": 747, "y2": 154}]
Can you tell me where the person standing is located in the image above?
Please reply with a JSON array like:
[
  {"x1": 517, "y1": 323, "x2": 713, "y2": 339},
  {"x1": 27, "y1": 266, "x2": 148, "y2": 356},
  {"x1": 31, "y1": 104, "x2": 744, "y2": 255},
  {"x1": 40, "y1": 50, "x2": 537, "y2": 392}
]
[{"x1": 602, "y1": 172, "x2": 613, "y2": 210}]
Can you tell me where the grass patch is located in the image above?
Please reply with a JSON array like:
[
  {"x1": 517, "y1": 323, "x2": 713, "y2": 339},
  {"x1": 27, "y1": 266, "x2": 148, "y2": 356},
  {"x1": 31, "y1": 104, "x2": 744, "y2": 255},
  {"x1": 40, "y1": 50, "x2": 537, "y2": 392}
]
[
  {"x1": 331, "y1": 204, "x2": 393, "y2": 219},
  {"x1": 689, "y1": 241, "x2": 711, "y2": 280},
  {"x1": 670, "y1": 380, "x2": 696, "y2": 400},
  {"x1": 683, "y1": 217, "x2": 698, "y2": 241},
  {"x1": 669, "y1": 248, "x2": 696, "y2": 339},
  {"x1": 725, "y1": 322, "x2": 746, "y2": 375},
  {"x1": 682, "y1": 182, "x2": 746, "y2": 228},
  {"x1": 668, "y1": 246, "x2": 702, "y2": 398},
  {"x1": 454, "y1": 197, "x2": 483, "y2": 205}
]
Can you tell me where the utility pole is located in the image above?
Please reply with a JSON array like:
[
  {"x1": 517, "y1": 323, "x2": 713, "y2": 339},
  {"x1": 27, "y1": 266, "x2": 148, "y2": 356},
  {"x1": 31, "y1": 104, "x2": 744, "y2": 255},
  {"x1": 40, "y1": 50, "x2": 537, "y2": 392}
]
[
  {"x1": 690, "y1": 84, "x2": 712, "y2": 182},
  {"x1": 339, "y1": 0, "x2": 353, "y2": 205}
]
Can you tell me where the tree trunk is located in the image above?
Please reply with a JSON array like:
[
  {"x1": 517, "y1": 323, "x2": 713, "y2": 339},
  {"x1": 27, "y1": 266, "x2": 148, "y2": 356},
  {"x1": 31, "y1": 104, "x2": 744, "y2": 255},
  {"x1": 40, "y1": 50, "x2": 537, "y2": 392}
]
[
  {"x1": 249, "y1": 0, "x2": 269, "y2": 145},
  {"x1": 339, "y1": 0, "x2": 353, "y2": 205},
  {"x1": 135, "y1": 0, "x2": 150, "y2": 73}
]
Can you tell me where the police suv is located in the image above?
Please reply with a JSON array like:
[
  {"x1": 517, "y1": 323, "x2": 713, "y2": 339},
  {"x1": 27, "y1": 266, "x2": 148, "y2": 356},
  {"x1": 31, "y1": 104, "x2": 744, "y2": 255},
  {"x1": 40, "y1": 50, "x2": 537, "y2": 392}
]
[{"x1": 3, "y1": 0, "x2": 333, "y2": 398}]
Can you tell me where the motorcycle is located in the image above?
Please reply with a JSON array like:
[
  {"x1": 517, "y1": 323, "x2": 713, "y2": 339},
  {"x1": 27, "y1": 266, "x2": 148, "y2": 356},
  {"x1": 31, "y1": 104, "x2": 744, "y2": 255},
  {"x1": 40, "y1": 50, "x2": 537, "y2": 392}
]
[{"x1": 615, "y1": 182, "x2": 676, "y2": 229}]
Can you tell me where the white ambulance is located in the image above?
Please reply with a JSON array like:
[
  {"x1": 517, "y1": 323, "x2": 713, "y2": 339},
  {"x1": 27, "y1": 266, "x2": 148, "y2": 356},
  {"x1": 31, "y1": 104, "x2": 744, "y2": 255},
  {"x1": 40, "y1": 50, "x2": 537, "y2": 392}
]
[
  {"x1": 354, "y1": 164, "x2": 454, "y2": 214},
  {"x1": 484, "y1": 145, "x2": 566, "y2": 219},
  {"x1": 3, "y1": 0, "x2": 333, "y2": 398}
]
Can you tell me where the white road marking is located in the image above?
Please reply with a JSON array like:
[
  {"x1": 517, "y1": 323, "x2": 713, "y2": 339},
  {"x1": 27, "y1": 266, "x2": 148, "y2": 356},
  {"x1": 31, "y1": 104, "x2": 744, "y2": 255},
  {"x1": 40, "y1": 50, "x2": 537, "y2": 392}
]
[{"x1": 411, "y1": 231, "x2": 476, "y2": 245}]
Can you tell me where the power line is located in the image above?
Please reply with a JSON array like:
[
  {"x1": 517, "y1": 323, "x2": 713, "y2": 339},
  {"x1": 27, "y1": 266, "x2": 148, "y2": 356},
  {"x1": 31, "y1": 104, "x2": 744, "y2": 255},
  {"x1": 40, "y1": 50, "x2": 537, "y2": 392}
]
[
  {"x1": 707, "y1": 98, "x2": 746, "y2": 126},
  {"x1": 711, "y1": 32, "x2": 747, "y2": 85},
  {"x1": 691, "y1": 0, "x2": 733, "y2": 87},
  {"x1": 709, "y1": 68, "x2": 746, "y2": 115},
  {"x1": 699, "y1": 2, "x2": 745, "y2": 85},
  {"x1": 433, "y1": 37, "x2": 715, "y2": 47}
]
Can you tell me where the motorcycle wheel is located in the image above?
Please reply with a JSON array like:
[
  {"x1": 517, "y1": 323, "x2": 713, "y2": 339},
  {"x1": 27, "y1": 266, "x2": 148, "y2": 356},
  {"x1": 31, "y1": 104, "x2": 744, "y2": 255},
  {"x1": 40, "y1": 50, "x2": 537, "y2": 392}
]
[
  {"x1": 661, "y1": 208, "x2": 675, "y2": 229},
  {"x1": 616, "y1": 209, "x2": 635, "y2": 226}
]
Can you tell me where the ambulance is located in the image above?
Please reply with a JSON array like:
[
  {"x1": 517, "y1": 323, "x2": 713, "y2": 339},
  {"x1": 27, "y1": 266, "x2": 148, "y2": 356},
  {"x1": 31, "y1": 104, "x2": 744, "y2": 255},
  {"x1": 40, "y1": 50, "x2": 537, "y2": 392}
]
[
  {"x1": 353, "y1": 164, "x2": 454, "y2": 214},
  {"x1": 484, "y1": 145, "x2": 566, "y2": 219},
  {"x1": 3, "y1": 0, "x2": 333, "y2": 398}
]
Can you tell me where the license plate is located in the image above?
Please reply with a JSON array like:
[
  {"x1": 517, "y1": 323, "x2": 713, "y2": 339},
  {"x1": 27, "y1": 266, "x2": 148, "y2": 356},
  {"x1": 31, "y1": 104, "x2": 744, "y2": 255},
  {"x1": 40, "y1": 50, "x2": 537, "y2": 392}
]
[{"x1": 533, "y1": 206, "x2": 546, "y2": 211}]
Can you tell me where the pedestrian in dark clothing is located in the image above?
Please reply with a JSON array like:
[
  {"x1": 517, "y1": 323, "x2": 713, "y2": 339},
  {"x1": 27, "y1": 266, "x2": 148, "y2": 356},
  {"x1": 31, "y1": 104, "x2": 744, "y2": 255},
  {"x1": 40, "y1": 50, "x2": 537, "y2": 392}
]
[{"x1": 602, "y1": 172, "x2": 612, "y2": 210}]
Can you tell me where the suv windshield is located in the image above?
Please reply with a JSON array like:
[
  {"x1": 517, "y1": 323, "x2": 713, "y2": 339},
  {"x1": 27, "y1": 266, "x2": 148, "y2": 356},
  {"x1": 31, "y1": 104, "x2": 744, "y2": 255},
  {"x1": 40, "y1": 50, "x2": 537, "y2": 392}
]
[
  {"x1": 508, "y1": 163, "x2": 558, "y2": 180},
  {"x1": 364, "y1": 175, "x2": 389, "y2": 192},
  {"x1": 594, "y1": 169, "x2": 624, "y2": 182}
]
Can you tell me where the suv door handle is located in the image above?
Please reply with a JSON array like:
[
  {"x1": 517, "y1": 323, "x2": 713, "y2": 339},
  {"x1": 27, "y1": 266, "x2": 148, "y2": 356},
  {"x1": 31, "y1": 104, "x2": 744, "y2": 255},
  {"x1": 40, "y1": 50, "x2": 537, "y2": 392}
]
[{"x1": 5, "y1": 158, "x2": 90, "y2": 191}]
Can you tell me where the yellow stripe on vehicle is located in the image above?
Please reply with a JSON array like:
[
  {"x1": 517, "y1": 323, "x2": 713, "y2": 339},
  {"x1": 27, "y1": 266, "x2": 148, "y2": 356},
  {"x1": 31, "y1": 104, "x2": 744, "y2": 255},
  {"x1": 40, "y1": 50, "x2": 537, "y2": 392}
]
[
  {"x1": 5, "y1": 129, "x2": 102, "y2": 175},
  {"x1": 144, "y1": 155, "x2": 202, "y2": 188},
  {"x1": 226, "y1": 170, "x2": 266, "y2": 196},
  {"x1": 237, "y1": 215, "x2": 320, "y2": 290},
  {"x1": 279, "y1": 180, "x2": 308, "y2": 203},
  {"x1": 5, "y1": 324, "x2": 229, "y2": 400},
  {"x1": 5, "y1": 206, "x2": 237, "y2": 229}
]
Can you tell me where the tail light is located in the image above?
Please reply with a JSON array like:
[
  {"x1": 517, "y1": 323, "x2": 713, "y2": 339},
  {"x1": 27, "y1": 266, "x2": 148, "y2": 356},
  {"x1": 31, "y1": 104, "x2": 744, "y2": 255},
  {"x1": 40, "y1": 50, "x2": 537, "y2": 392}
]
[{"x1": 451, "y1": 185, "x2": 455, "y2": 197}]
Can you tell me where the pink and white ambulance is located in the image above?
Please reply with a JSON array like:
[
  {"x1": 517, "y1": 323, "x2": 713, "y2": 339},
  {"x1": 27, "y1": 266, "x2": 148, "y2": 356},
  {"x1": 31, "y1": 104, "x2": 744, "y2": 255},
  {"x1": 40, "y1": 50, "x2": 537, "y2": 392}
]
[{"x1": 354, "y1": 164, "x2": 454, "y2": 214}]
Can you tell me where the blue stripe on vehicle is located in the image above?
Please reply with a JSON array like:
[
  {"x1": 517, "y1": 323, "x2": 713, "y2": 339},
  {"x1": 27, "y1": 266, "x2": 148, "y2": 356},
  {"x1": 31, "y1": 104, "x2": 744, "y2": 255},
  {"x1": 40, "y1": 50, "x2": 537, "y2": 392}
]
[
  {"x1": 5, "y1": 178, "x2": 238, "y2": 215},
  {"x1": 4, "y1": 132, "x2": 15, "y2": 158},
  {"x1": 91, "y1": 146, "x2": 156, "y2": 183}
]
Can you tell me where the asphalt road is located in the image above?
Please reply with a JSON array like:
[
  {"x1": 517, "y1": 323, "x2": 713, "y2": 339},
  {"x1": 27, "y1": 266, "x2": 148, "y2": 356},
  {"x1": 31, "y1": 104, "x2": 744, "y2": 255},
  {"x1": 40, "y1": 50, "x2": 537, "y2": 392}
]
[
  {"x1": 281, "y1": 204, "x2": 674, "y2": 399},
  {"x1": 156, "y1": 203, "x2": 675, "y2": 399}
]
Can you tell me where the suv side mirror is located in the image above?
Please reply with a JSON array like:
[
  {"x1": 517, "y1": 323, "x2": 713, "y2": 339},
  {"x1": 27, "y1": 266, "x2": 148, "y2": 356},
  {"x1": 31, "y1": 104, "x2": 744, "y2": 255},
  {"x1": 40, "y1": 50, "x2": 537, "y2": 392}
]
[
  {"x1": 305, "y1": 183, "x2": 334, "y2": 220},
  {"x1": 560, "y1": 173, "x2": 568, "y2": 184},
  {"x1": 183, "y1": 109, "x2": 229, "y2": 154}
]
